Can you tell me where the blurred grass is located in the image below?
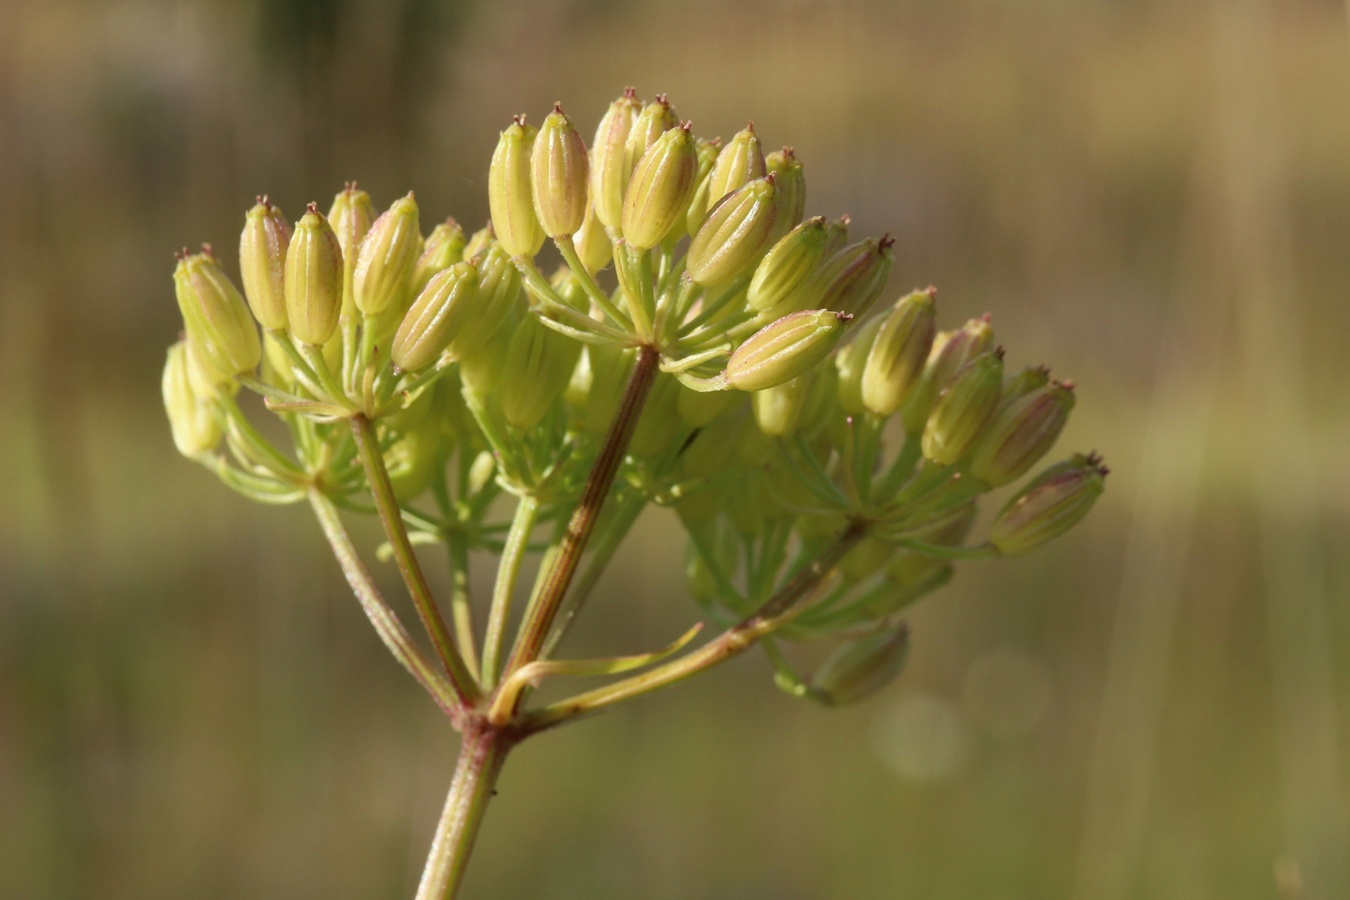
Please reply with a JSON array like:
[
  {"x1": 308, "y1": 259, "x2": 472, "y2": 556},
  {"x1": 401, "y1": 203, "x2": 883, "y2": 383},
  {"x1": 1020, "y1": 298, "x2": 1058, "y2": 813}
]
[{"x1": 1, "y1": 0, "x2": 1349, "y2": 897}]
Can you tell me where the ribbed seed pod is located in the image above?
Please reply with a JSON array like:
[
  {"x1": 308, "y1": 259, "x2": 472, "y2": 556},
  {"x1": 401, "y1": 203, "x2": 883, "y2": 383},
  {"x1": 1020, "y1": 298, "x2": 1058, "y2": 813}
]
[
  {"x1": 328, "y1": 184, "x2": 375, "y2": 320},
  {"x1": 686, "y1": 175, "x2": 779, "y2": 287},
  {"x1": 175, "y1": 250, "x2": 262, "y2": 382},
  {"x1": 707, "y1": 124, "x2": 765, "y2": 209},
  {"x1": 411, "y1": 218, "x2": 466, "y2": 297},
  {"x1": 752, "y1": 372, "x2": 808, "y2": 437},
  {"x1": 574, "y1": 203, "x2": 612, "y2": 273},
  {"x1": 814, "y1": 236, "x2": 894, "y2": 318},
  {"x1": 532, "y1": 104, "x2": 590, "y2": 238},
  {"x1": 901, "y1": 314, "x2": 995, "y2": 435},
  {"x1": 284, "y1": 205, "x2": 344, "y2": 346},
  {"x1": 990, "y1": 453, "x2": 1108, "y2": 556},
  {"x1": 969, "y1": 380, "x2": 1075, "y2": 487},
  {"x1": 457, "y1": 310, "x2": 516, "y2": 399},
  {"x1": 499, "y1": 314, "x2": 582, "y2": 430},
  {"x1": 999, "y1": 365, "x2": 1051, "y2": 409},
  {"x1": 725, "y1": 309, "x2": 851, "y2": 392},
  {"x1": 488, "y1": 119, "x2": 544, "y2": 258},
  {"x1": 747, "y1": 217, "x2": 828, "y2": 316},
  {"x1": 239, "y1": 198, "x2": 291, "y2": 331},
  {"x1": 764, "y1": 147, "x2": 805, "y2": 243},
  {"x1": 391, "y1": 261, "x2": 480, "y2": 372},
  {"x1": 446, "y1": 244, "x2": 523, "y2": 362},
  {"x1": 622, "y1": 123, "x2": 698, "y2": 250},
  {"x1": 834, "y1": 314, "x2": 885, "y2": 416},
  {"x1": 808, "y1": 627, "x2": 910, "y2": 706},
  {"x1": 625, "y1": 95, "x2": 679, "y2": 174},
  {"x1": 822, "y1": 215, "x2": 851, "y2": 257},
  {"x1": 683, "y1": 136, "x2": 724, "y2": 236},
  {"x1": 353, "y1": 193, "x2": 420, "y2": 316},
  {"x1": 590, "y1": 88, "x2": 643, "y2": 232},
  {"x1": 921, "y1": 350, "x2": 1004, "y2": 465},
  {"x1": 861, "y1": 289, "x2": 937, "y2": 417},
  {"x1": 163, "y1": 340, "x2": 222, "y2": 458},
  {"x1": 462, "y1": 222, "x2": 494, "y2": 262}
]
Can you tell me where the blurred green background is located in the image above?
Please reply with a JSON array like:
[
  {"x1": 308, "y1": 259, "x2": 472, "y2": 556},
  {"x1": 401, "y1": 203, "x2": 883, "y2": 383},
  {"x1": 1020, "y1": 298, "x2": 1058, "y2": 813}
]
[{"x1": 2, "y1": 0, "x2": 1349, "y2": 897}]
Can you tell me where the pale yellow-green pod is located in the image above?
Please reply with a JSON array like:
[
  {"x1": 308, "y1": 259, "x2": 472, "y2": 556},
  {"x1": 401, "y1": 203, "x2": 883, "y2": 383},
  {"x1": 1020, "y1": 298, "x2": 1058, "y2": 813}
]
[
  {"x1": 574, "y1": 203, "x2": 612, "y2": 274},
  {"x1": 327, "y1": 184, "x2": 375, "y2": 320},
  {"x1": 590, "y1": 88, "x2": 643, "y2": 232},
  {"x1": 284, "y1": 205, "x2": 344, "y2": 346},
  {"x1": 746, "y1": 216, "x2": 827, "y2": 316},
  {"x1": 499, "y1": 313, "x2": 581, "y2": 430},
  {"x1": 764, "y1": 147, "x2": 806, "y2": 243},
  {"x1": 725, "y1": 309, "x2": 850, "y2": 393},
  {"x1": 969, "y1": 380, "x2": 1075, "y2": 487},
  {"x1": 901, "y1": 314, "x2": 995, "y2": 436},
  {"x1": 813, "y1": 236, "x2": 895, "y2": 319},
  {"x1": 752, "y1": 372, "x2": 808, "y2": 437},
  {"x1": 532, "y1": 104, "x2": 590, "y2": 238},
  {"x1": 686, "y1": 175, "x2": 779, "y2": 288},
  {"x1": 239, "y1": 198, "x2": 291, "y2": 332},
  {"x1": 624, "y1": 95, "x2": 679, "y2": 176},
  {"x1": 921, "y1": 350, "x2": 1004, "y2": 466},
  {"x1": 621, "y1": 123, "x2": 698, "y2": 250},
  {"x1": 808, "y1": 627, "x2": 910, "y2": 706},
  {"x1": 707, "y1": 124, "x2": 765, "y2": 210},
  {"x1": 391, "y1": 261, "x2": 480, "y2": 372},
  {"x1": 489, "y1": 118, "x2": 545, "y2": 258},
  {"x1": 411, "y1": 218, "x2": 466, "y2": 297},
  {"x1": 353, "y1": 192, "x2": 421, "y2": 316},
  {"x1": 683, "y1": 136, "x2": 725, "y2": 237},
  {"x1": 451, "y1": 244, "x2": 524, "y2": 359},
  {"x1": 162, "y1": 340, "x2": 222, "y2": 459},
  {"x1": 174, "y1": 250, "x2": 261, "y2": 383},
  {"x1": 990, "y1": 453, "x2": 1108, "y2": 556},
  {"x1": 834, "y1": 314, "x2": 885, "y2": 416},
  {"x1": 861, "y1": 289, "x2": 937, "y2": 417}
]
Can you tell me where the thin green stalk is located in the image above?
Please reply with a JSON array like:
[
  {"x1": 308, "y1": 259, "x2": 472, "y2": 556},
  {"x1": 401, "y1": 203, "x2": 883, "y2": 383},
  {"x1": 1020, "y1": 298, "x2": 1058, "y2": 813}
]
[
  {"x1": 554, "y1": 234, "x2": 632, "y2": 328},
  {"x1": 307, "y1": 490, "x2": 460, "y2": 718},
  {"x1": 501, "y1": 345, "x2": 660, "y2": 680},
  {"x1": 448, "y1": 538, "x2": 479, "y2": 677},
  {"x1": 481, "y1": 494, "x2": 540, "y2": 688},
  {"x1": 351, "y1": 415, "x2": 479, "y2": 706},
  {"x1": 414, "y1": 724, "x2": 513, "y2": 900}
]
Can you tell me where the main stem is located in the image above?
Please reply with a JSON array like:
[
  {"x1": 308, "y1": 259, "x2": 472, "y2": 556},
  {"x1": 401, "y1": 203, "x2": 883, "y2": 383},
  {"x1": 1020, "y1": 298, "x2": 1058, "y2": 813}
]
[
  {"x1": 414, "y1": 723, "x2": 513, "y2": 900},
  {"x1": 502, "y1": 344, "x2": 660, "y2": 676}
]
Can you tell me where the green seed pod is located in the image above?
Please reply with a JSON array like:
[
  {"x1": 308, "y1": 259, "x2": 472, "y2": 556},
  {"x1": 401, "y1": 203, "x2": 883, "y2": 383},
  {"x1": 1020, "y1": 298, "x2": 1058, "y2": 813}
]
[
  {"x1": 969, "y1": 380, "x2": 1076, "y2": 487},
  {"x1": 621, "y1": 122, "x2": 698, "y2": 250},
  {"x1": 449, "y1": 244, "x2": 522, "y2": 358},
  {"x1": 886, "y1": 501, "x2": 978, "y2": 591},
  {"x1": 902, "y1": 314, "x2": 995, "y2": 436},
  {"x1": 707, "y1": 123, "x2": 765, "y2": 210},
  {"x1": 239, "y1": 197, "x2": 291, "y2": 332},
  {"x1": 458, "y1": 312, "x2": 516, "y2": 399},
  {"x1": 990, "y1": 453, "x2": 1108, "y2": 556},
  {"x1": 462, "y1": 221, "x2": 494, "y2": 262},
  {"x1": 753, "y1": 373, "x2": 808, "y2": 437},
  {"x1": 163, "y1": 340, "x2": 222, "y2": 459},
  {"x1": 574, "y1": 203, "x2": 612, "y2": 273},
  {"x1": 797, "y1": 363, "x2": 839, "y2": 439},
  {"x1": 746, "y1": 217, "x2": 828, "y2": 316},
  {"x1": 683, "y1": 136, "x2": 725, "y2": 236},
  {"x1": 834, "y1": 314, "x2": 885, "y2": 415},
  {"x1": 532, "y1": 104, "x2": 590, "y2": 238},
  {"x1": 676, "y1": 382, "x2": 743, "y2": 427},
  {"x1": 353, "y1": 193, "x2": 420, "y2": 316},
  {"x1": 566, "y1": 343, "x2": 634, "y2": 434},
  {"x1": 327, "y1": 184, "x2": 376, "y2": 320},
  {"x1": 1001, "y1": 365, "x2": 1051, "y2": 407},
  {"x1": 726, "y1": 309, "x2": 851, "y2": 392},
  {"x1": 262, "y1": 330, "x2": 294, "y2": 387},
  {"x1": 175, "y1": 249, "x2": 262, "y2": 382},
  {"x1": 411, "y1": 218, "x2": 466, "y2": 297},
  {"x1": 283, "y1": 205, "x2": 344, "y2": 346},
  {"x1": 488, "y1": 118, "x2": 544, "y2": 258},
  {"x1": 686, "y1": 175, "x2": 779, "y2": 287},
  {"x1": 391, "y1": 261, "x2": 481, "y2": 372},
  {"x1": 822, "y1": 215, "x2": 851, "y2": 256},
  {"x1": 590, "y1": 88, "x2": 643, "y2": 232},
  {"x1": 813, "y1": 235, "x2": 894, "y2": 318},
  {"x1": 625, "y1": 94, "x2": 679, "y2": 174},
  {"x1": 808, "y1": 626, "x2": 909, "y2": 706},
  {"x1": 921, "y1": 350, "x2": 1005, "y2": 465},
  {"x1": 861, "y1": 288, "x2": 937, "y2": 417},
  {"x1": 764, "y1": 147, "x2": 806, "y2": 243},
  {"x1": 629, "y1": 373, "x2": 683, "y2": 458},
  {"x1": 500, "y1": 314, "x2": 582, "y2": 430}
]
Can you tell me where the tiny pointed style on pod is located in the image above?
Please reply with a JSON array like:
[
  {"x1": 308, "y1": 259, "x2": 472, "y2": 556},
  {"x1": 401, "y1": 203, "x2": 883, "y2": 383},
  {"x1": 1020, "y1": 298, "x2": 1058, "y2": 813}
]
[
  {"x1": 990, "y1": 453, "x2": 1108, "y2": 556},
  {"x1": 174, "y1": 248, "x2": 262, "y2": 382},
  {"x1": 814, "y1": 236, "x2": 895, "y2": 318},
  {"x1": 764, "y1": 147, "x2": 806, "y2": 243},
  {"x1": 239, "y1": 197, "x2": 292, "y2": 332},
  {"x1": 411, "y1": 218, "x2": 466, "y2": 297},
  {"x1": 163, "y1": 340, "x2": 223, "y2": 459},
  {"x1": 834, "y1": 314, "x2": 886, "y2": 416},
  {"x1": 353, "y1": 192, "x2": 421, "y2": 316},
  {"x1": 622, "y1": 122, "x2": 699, "y2": 250},
  {"x1": 284, "y1": 204, "x2": 344, "y2": 346},
  {"x1": 724, "y1": 309, "x2": 852, "y2": 392},
  {"x1": 489, "y1": 117, "x2": 545, "y2": 258},
  {"x1": 532, "y1": 103, "x2": 590, "y2": 239},
  {"x1": 861, "y1": 288, "x2": 938, "y2": 417},
  {"x1": 327, "y1": 184, "x2": 376, "y2": 319},
  {"x1": 391, "y1": 261, "x2": 481, "y2": 373},
  {"x1": 708, "y1": 124, "x2": 766, "y2": 209},
  {"x1": 590, "y1": 87, "x2": 643, "y2": 232},
  {"x1": 683, "y1": 136, "x2": 726, "y2": 236},
  {"x1": 822, "y1": 214, "x2": 851, "y2": 256},
  {"x1": 625, "y1": 94, "x2": 680, "y2": 174},
  {"x1": 969, "y1": 379, "x2": 1076, "y2": 487},
  {"x1": 921, "y1": 348, "x2": 1005, "y2": 465},
  {"x1": 902, "y1": 313, "x2": 995, "y2": 434},
  {"x1": 809, "y1": 626, "x2": 911, "y2": 706},
  {"x1": 747, "y1": 216, "x2": 828, "y2": 316},
  {"x1": 686, "y1": 174, "x2": 779, "y2": 287}
]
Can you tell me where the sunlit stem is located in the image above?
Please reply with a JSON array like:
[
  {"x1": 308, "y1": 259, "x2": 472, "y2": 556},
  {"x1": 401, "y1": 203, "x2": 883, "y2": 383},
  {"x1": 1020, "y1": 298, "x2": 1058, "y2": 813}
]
[
  {"x1": 480, "y1": 494, "x2": 540, "y2": 689},
  {"x1": 554, "y1": 234, "x2": 632, "y2": 328}
]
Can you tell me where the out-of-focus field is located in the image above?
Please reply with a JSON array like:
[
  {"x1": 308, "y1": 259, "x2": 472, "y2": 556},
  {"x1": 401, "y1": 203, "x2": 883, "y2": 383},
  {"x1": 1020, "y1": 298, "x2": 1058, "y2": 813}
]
[{"x1": 2, "y1": 1, "x2": 1348, "y2": 897}]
